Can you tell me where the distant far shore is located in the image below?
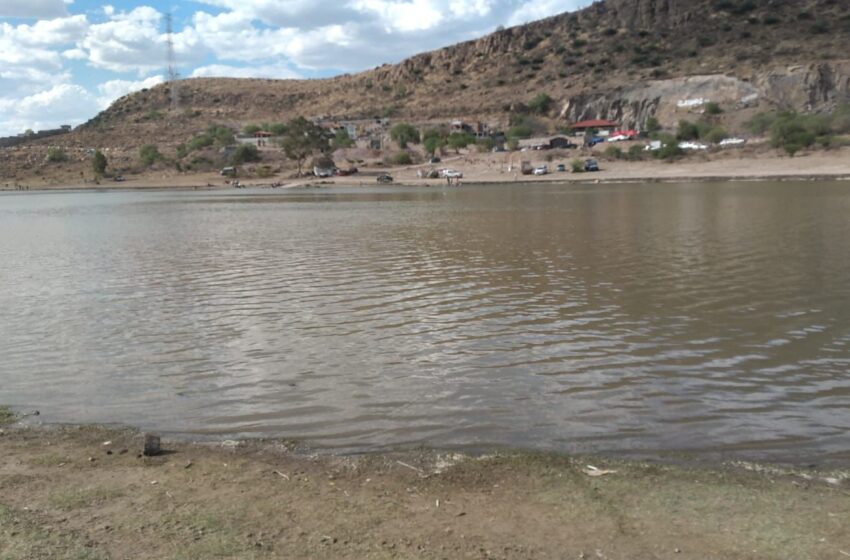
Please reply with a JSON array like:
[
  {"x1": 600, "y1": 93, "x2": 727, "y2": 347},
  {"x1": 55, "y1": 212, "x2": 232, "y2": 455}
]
[{"x1": 3, "y1": 146, "x2": 850, "y2": 192}]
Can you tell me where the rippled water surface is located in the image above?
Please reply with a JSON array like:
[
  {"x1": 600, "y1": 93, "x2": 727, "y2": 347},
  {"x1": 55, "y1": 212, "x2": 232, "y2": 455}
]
[{"x1": 2, "y1": 182, "x2": 849, "y2": 463}]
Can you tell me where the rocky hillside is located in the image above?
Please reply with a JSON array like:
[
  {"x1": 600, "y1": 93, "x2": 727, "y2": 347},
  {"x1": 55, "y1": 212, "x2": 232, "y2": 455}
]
[{"x1": 31, "y1": 0, "x2": 850, "y2": 150}]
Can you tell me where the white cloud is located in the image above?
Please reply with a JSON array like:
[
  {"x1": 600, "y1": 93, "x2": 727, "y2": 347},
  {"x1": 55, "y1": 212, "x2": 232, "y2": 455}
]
[
  {"x1": 0, "y1": 84, "x2": 98, "y2": 136},
  {"x1": 0, "y1": 0, "x2": 68, "y2": 19},
  {"x1": 507, "y1": 0, "x2": 586, "y2": 26},
  {"x1": 191, "y1": 64, "x2": 302, "y2": 80},
  {"x1": 96, "y1": 75, "x2": 165, "y2": 109}
]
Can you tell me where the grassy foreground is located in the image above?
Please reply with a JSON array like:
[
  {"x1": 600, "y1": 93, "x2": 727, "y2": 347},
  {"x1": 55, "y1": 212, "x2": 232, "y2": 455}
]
[{"x1": 0, "y1": 419, "x2": 848, "y2": 560}]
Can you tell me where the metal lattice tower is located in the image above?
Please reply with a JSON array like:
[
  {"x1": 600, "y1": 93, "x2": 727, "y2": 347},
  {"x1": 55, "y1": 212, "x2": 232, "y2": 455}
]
[{"x1": 165, "y1": 13, "x2": 180, "y2": 112}]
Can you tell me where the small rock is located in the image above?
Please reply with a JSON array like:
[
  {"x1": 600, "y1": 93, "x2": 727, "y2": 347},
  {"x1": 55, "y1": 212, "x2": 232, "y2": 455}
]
[{"x1": 143, "y1": 433, "x2": 161, "y2": 457}]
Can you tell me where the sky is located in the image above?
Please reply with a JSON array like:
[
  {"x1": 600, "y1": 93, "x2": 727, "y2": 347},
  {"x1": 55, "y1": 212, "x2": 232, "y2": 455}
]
[{"x1": 0, "y1": 0, "x2": 591, "y2": 136}]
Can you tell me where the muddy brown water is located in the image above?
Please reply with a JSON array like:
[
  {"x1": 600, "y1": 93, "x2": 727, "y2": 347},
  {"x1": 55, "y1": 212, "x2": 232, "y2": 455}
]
[{"x1": 1, "y1": 182, "x2": 849, "y2": 464}]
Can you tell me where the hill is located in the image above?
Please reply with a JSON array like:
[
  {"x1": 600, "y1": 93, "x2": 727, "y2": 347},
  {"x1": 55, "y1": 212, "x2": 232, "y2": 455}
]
[{"x1": 3, "y1": 0, "x2": 850, "y2": 184}]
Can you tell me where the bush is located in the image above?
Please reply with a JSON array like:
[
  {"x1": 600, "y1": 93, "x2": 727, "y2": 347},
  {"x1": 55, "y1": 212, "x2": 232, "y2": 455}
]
[
  {"x1": 391, "y1": 152, "x2": 413, "y2": 165},
  {"x1": 571, "y1": 158, "x2": 584, "y2": 173},
  {"x1": 507, "y1": 125, "x2": 533, "y2": 139},
  {"x1": 476, "y1": 138, "x2": 494, "y2": 152},
  {"x1": 656, "y1": 143, "x2": 684, "y2": 160},
  {"x1": 528, "y1": 93, "x2": 554, "y2": 115},
  {"x1": 705, "y1": 127, "x2": 728, "y2": 144},
  {"x1": 243, "y1": 124, "x2": 261, "y2": 135},
  {"x1": 231, "y1": 144, "x2": 261, "y2": 165},
  {"x1": 507, "y1": 138, "x2": 519, "y2": 151},
  {"x1": 604, "y1": 146, "x2": 623, "y2": 159},
  {"x1": 47, "y1": 147, "x2": 68, "y2": 163},
  {"x1": 645, "y1": 116, "x2": 662, "y2": 133},
  {"x1": 704, "y1": 102, "x2": 723, "y2": 115},
  {"x1": 676, "y1": 120, "x2": 701, "y2": 141},
  {"x1": 139, "y1": 144, "x2": 162, "y2": 166},
  {"x1": 627, "y1": 145, "x2": 645, "y2": 161},
  {"x1": 448, "y1": 132, "x2": 475, "y2": 152}
]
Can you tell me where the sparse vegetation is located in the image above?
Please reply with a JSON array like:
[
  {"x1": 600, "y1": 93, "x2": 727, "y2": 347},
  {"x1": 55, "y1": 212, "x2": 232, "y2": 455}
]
[
  {"x1": 747, "y1": 106, "x2": 850, "y2": 156},
  {"x1": 139, "y1": 144, "x2": 163, "y2": 166},
  {"x1": 230, "y1": 144, "x2": 261, "y2": 165},
  {"x1": 332, "y1": 129, "x2": 355, "y2": 149},
  {"x1": 571, "y1": 158, "x2": 585, "y2": 172},
  {"x1": 47, "y1": 147, "x2": 68, "y2": 163},
  {"x1": 0, "y1": 405, "x2": 14, "y2": 425},
  {"x1": 527, "y1": 93, "x2": 554, "y2": 115},
  {"x1": 390, "y1": 152, "x2": 413, "y2": 165},
  {"x1": 447, "y1": 132, "x2": 475, "y2": 152}
]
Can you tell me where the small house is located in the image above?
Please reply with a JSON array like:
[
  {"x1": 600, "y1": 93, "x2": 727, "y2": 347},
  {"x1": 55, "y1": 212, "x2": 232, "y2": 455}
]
[{"x1": 569, "y1": 119, "x2": 619, "y2": 137}]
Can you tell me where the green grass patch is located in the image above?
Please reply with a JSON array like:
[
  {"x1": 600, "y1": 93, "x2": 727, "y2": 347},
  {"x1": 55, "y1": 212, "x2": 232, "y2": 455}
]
[
  {"x1": 0, "y1": 406, "x2": 15, "y2": 426},
  {"x1": 0, "y1": 503, "x2": 109, "y2": 560}
]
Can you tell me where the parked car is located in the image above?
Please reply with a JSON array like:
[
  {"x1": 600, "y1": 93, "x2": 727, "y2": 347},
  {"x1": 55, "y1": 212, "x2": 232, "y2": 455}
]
[
  {"x1": 336, "y1": 167, "x2": 358, "y2": 176},
  {"x1": 587, "y1": 137, "x2": 606, "y2": 147},
  {"x1": 220, "y1": 166, "x2": 236, "y2": 177},
  {"x1": 113, "y1": 175, "x2": 125, "y2": 182},
  {"x1": 377, "y1": 174, "x2": 394, "y2": 184},
  {"x1": 492, "y1": 146, "x2": 507, "y2": 153},
  {"x1": 584, "y1": 159, "x2": 600, "y2": 172},
  {"x1": 556, "y1": 164, "x2": 567, "y2": 172},
  {"x1": 428, "y1": 157, "x2": 442, "y2": 164},
  {"x1": 533, "y1": 165, "x2": 549, "y2": 176},
  {"x1": 440, "y1": 169, "x2": 463, "y2": 179}
]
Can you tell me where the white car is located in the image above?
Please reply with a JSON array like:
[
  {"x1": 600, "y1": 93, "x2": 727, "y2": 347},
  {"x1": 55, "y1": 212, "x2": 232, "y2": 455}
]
[
  {"x1": 533, "y1": 165, "x2": 549, "y2": 176},
  {"x1": 440, "y1": 169, "x2": 463, "y2": 179},
  {"x1": 719, "y1": 138, "x2": 747, "y2": 147},
  {"x1": 678, "y1": 141, "x2": 709, "y2": 150}
]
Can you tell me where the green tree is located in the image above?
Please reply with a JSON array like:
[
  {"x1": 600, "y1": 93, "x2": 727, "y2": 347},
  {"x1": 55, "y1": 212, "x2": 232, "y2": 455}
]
[
  {"x1": 390, "y1": 123, "x2": 420, "y2": 149},
  {"x1": 447, "y1": 132, "x2": 475, "y2": 153},
  {"x1": 333, "y1": 129, "x2": 355, "y2": 149},
  {"x1": 528, "y1": 93, "x2": 554, "y2": 115},
  {"x1": 279, "y1": 117, "x2": 332, "y2": 176},
  {"x1": 243, "y1": 124, "x2": 262, "y2": 135},
  {"x1": 139, "y1": 144, "x2": 162, "y2": 166},
  {"x1": 676, "y1": 120, "x2": 700, "y2": 141},
  {"x1": 705, "y1": 127, "x2": 728, "y2": 144},
  {"x1": 507, "y1": 124, "x2": 533, "y2": 139},
  {"x1": 92, "y1": 150, "x2": 107, "y2": 175},
  {"x1": 476, "y1": 138, "x2": 494, "y2": 152}
]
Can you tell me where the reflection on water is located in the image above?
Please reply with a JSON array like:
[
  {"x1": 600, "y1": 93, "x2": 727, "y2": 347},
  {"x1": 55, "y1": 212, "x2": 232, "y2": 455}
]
[{"x1": 1, "y1": 182, "x2": 849, "y2": 463}]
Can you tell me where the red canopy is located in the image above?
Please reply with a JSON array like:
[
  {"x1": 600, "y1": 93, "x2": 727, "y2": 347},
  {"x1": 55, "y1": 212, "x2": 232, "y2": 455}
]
[{"x1": 570, "y1": 119, "x2": 619, "y2": 129}]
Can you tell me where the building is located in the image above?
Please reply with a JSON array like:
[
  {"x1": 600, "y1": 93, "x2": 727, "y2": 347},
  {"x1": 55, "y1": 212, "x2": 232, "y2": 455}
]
[
  {"x1": 517, "y1": 136, "x2": 578, "y2": 151},
  {"x1": 569, "y1": 119, "x2": 619, "y2": 137}
]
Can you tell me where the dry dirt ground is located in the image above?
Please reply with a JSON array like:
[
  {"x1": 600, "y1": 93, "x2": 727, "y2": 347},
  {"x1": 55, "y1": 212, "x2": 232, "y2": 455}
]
[
  {"x1": 3, "y1": 146, "x2": 850, "y2": 192},
  {"x1": 0, "y1": 412, "x2": 848, "y2": 560}
]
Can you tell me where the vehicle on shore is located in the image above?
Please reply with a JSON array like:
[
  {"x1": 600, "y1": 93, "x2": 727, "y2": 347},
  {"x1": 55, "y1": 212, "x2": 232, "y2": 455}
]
[
  {"x1": 428, "y1": 157, "x2": 442, "y2": 164},
  {"x1": 440, "y1": 169, "x2": 463, "y2": 179},
  {"x1": 584, "y1": 159, "x2": 600, "y2": 172},
  {"x1": 533, "y1": 165, "x2": 549, "y2": 176},
  {"x1": 376, "y1": 174, "x2": 394, "y2": 184},
  {"x1": 556, "y1": 164, "x2": 567, "y2": 172},
  {"x1": 336, "y1": 167, "x2": 358, "y2": 176},
  {"x1": 220, "y1": 166, "x2": 236, "y2": 177}
]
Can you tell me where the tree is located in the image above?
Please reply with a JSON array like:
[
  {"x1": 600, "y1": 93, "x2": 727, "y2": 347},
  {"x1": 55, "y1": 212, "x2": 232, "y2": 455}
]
[
  {"x1": 423, "y1": 135, "x2": 445, "y2": 155},
  {"x1": 333, "y1": 129, "x2": 355, "y2": 149},
  {"x1": 139, "y1": 144, "x2": 162, "y2": 166},
  {"x1": 279, "y1": 117, "x2": 331, "y2": 176},
  {"x1": 92, "y1": 150, "x2": 107, "y2": 175},
  {"x1": 447, "y1": 132, "x2": 475, "y2": 153},
  {"x1": 243, "y1": 124, "x2": 262, "y2": 135},
  {"x1": 390, "y1": 123, "x2": 420, "y2": 149}
]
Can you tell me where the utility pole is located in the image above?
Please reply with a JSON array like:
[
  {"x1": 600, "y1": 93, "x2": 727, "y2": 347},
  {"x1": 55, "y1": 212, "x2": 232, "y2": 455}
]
[{"x1": 165, "y1": 12, "x2": 180, "y2": 112}]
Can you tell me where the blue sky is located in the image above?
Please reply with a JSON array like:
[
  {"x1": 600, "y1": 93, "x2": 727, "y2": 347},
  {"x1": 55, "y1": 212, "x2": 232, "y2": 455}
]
[{"x1": 0, "y1": 0, "x2": 591, "y2": 136}]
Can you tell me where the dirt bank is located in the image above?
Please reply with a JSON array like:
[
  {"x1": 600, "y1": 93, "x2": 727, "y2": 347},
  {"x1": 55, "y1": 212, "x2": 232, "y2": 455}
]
[
  {"x1": 3, "y1": 147, "x2": 850, "y2": 192},
  {"x1": 1, "y1": 414, "x2": 848, "y2": 560}
]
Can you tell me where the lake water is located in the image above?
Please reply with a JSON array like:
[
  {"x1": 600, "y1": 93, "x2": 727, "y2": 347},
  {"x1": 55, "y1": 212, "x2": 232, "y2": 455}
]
[{"x1": 1, "y1": 182, "x2": 849, "y2": 464}]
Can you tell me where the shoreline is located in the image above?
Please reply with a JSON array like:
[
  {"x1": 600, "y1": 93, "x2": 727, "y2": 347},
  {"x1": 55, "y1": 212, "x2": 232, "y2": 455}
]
[
  {"x1": 2, "y1": 413, "x2": 849, "y2": 559},
  {"x1": 4, "y1": 148, "x2": 850, "y2": 192}
]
